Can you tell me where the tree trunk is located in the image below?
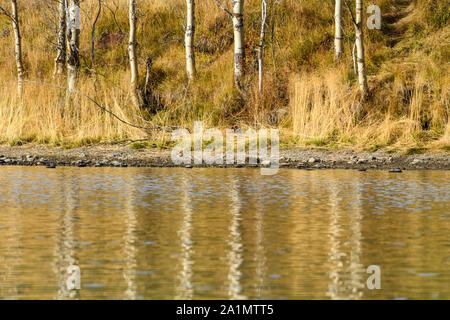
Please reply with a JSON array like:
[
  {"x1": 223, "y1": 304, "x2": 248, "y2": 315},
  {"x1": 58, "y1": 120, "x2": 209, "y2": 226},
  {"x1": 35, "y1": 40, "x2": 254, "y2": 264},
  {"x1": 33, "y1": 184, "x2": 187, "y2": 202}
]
[
  {"x1": 355, "y1": 0, "x2": 368, "y2": 95},
  {"x1": 67, "y1": 0, "x2": 80, "y2": 92},
  {"x1": 145, "y1": 57, "x2": 152, "y2": 96},
  {"x1": 128, "y1": 0, "x2": 140, "y2": 107},
  {"x1": 334, "y1": 0, "x2": 343, "y2": 61},
  {"x1": 11, "y1": 0, "x2": 24, "y2": 97},
  {"x1": 232, "y1": 0, "x2": 245, "y2": 87},
  {"x1": 54, "y1": 0, "x2": 67, "y2": 77},
  {"x1": 185, "y1": 0, "x2": 196, "y2": 81},
  {"x1": 258, "y1": 0, "x2": 267, "y2": 93},
  {"x1": 90, "y1": 0, "x2": 101, "y2": 70}
]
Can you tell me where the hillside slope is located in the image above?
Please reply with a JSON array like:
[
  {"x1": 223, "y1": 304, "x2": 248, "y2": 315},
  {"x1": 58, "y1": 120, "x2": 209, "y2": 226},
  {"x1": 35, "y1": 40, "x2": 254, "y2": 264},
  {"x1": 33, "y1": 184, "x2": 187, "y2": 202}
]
[{"x1": 0, "y1": 0, "x2": 448, "y2": 152}]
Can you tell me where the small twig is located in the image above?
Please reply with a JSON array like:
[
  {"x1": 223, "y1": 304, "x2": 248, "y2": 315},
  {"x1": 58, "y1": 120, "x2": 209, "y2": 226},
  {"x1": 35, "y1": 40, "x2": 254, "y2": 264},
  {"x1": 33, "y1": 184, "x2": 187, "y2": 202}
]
[
  {"x1": 122, "y1": 139, "x2": 151, "y2": 146},
  {"x1": 270, "y1": 0, "x2": 278, "y2": 73},
  {"x1": 0, "y1": 5, "x2": 14, "y2": 22},
  {"x1": 215, "y1": 0, "x2": 233, "y2": 18},
  {"x1": 90, "y1": 0, "x2": 102, "y2": 70},
  {"x1": 103, "y1": 0, "x2": 122, "y2": 33}
]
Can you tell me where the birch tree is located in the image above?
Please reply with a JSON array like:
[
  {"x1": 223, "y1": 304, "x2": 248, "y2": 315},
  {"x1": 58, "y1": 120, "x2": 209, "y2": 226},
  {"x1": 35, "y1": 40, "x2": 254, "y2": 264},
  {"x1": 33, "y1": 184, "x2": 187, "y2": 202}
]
[
  {"x1": 354, "y1": 0, "x2": 368, "y2": 94},
  {"x1": 334, "y1": 0, "x2": 343, "y2": 61},
  {"x1": 90, "y1": 0, "x2": 102, "y2": 70},
  {"x1": 0, "y1": 0, "x2": 25, "y2": 97},
  {"x1": 54, "y1": 0, "x2": 67, "y2": 77},
  {"x1": 67, "y1": 0, "x2": 80, "y2": 92},
  {"x1": 11, "y1": 0, "x2": 24, "y2": 96},
  {"x1": 345, "y1": 0, "x2": 368, "y2": 95},
  {"x1": 185, "y1": 0, "x2": 196, "y2": 81},
  {"x1": 232, "y1": 0, "x2": 245, "y2": 87},
  {"x1": 257, "y1": 0, "x2": 267, "y2": 93},
  {"x1": 216, "y1": 0, "x2": 245, "y2": 87},
  {"x1": 128, "y1": 0, "x2": 140, "y2": 107}
]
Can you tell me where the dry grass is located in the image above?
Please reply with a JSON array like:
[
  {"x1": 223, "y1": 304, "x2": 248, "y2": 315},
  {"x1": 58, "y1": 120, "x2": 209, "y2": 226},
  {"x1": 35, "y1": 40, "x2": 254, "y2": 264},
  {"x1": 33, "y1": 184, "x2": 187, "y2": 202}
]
[
  {"x1": 0, "y1": 0, "x2": 447, "y2": 151},
  {"x1": 0, "y1": 77, "x2": 146, "y2": 146},
  {"x1": 289, "y1": 68, "x2": 449, "y2": 150}
]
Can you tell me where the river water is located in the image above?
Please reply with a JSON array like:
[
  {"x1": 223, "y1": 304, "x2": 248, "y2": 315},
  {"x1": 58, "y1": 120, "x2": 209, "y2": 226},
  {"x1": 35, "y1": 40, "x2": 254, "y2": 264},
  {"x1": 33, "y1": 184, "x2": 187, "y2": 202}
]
[{"x1": 0, "y1": 167, "x2": 448, "y2": 300}]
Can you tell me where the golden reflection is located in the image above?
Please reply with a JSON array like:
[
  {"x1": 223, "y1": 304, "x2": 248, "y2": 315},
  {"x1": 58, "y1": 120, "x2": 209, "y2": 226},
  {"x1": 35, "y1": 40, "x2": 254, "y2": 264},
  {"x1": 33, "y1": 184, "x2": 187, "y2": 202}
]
[
  {"x1": 123, "y1": 175, "x2": 138, "y2": 299},
  {"x1": 0, "y1": 186, "x2": 22, "y2": 298},
  {"x1": 54, "y1": 172, "x2": 79, "y2": 299},
  {"x1": 348, "y1": 178, "x2": 365, "y2": 299},
  {"x1": 226, "y1": 175, "x2": 246, "y2": 300},
  {"x1": 326, "y1": 174, "x2": 364, "y2": 299},
  {"x1": 175, "y1": 171, "x2": 194, "y2": 299},
  {"x1": 326, "y1": 180, "x2": 342, "y2": 299},
  {"x1": 0, "y1": 168, "x2": 448, "y2": 299},
  {"x1": 254, "y1": 186, "x2": 266, "y2": 298}
]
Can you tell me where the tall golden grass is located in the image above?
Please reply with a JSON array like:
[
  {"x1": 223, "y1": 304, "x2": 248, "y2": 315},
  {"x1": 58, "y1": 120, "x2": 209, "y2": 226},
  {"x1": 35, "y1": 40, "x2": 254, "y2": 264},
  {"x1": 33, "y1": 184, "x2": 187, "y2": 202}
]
[
  {"x1": 0, "y1": 77, "x2": 146, "y2": 146},
  {"x1": 289, "y1": 68, "x2": 449, "y2": 150}
]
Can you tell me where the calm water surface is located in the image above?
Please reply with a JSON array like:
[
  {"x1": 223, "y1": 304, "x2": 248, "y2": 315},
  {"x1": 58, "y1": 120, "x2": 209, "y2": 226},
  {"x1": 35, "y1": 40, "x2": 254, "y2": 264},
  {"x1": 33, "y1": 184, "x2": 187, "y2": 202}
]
[{"x1": 0, "y1": 167, "x2": 448, "y2": 300}]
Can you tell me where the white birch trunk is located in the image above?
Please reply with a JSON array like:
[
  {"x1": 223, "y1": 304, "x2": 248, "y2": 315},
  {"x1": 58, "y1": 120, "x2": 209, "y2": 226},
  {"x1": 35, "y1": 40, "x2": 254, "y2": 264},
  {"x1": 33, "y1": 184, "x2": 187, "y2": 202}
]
[
  {"x1": 67, "y1": 0, "x2": 80, "y2": 92},
  {"x1": 334, "y1": 0, "x2": 343, "y2": 61},
  {"x1": 11, "y1": 0, "x2": 24, "y2": 97},
  {"x1": 185, "y1": 0, "x2": 196, "y2": 81},
  {"x1": 54, "y1": 0, "x2": 67, "y2": 77},
  {"x1": 355, "y1": 0, "x2": 368, "y2": 95},
  {"x1": 232, "y1": 0, "x2": 245, "y2": 87},
  {"x1": 258, "y1": 0, "x2": 267, "y2": 93},
  {"x1": 145, "y1": 57, "x2": 152, "y2": 96},
  {"x1": 128, "y1": 0, "x2": 140, "y2": 107}
]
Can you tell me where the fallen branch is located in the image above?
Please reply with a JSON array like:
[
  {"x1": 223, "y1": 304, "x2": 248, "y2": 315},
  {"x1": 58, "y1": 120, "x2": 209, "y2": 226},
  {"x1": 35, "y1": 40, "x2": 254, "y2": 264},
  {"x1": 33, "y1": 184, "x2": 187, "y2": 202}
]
[{"x1": 23, "y1": 79, "x2": 178, "y2": 133}]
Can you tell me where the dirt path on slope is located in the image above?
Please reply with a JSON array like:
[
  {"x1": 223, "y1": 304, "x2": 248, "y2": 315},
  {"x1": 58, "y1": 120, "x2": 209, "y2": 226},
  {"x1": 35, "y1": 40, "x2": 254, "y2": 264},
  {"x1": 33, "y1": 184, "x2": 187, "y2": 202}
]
[{"x1": 383, "y1": 0, "x2": 415, "y2": 47}]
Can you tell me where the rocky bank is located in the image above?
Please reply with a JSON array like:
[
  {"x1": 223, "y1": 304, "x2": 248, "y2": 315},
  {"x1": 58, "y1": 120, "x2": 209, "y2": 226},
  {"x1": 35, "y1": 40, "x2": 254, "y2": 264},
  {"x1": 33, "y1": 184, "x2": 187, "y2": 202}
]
[{"x1": 0, "y1": 145, "x2": 448, "y2": 171}]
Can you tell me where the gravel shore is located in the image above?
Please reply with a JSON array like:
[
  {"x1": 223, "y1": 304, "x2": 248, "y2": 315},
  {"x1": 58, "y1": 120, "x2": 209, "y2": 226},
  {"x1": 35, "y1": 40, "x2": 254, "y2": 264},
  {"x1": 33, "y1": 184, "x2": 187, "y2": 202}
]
[{"x1": 0, "y1": 145, "x2": 448, "y2": 170}]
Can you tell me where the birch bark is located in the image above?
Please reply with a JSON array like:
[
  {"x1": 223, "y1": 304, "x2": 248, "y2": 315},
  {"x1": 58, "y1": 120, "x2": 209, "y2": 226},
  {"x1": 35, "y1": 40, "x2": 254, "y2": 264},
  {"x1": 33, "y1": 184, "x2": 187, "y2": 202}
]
[
  {"x1": 232, "y1": 0, "x2": 245, "y2": 87},
  {"x1": 67, "y1": 0, "x2": 80, "y2": 92},
  {"x1": 54, "y1": 0, "x2": 67, "y2": 77},
  {"x1": 355, "y1": 0, "x2": 368, "y2": 95},
  {"x1": 53, "y1": 0, "x2": 67, "y2": 76},
  {"x1": 258, "y1": 0, "x2": 267, "y2": 93},
  {"x1": 185, "y1": 0, "x2": 196, "y2": 81},
  {"x1": 334, "y1": 0, "x2": 343, "y2": 61},
  {"x1": 128, "y1": 0, "x2": 140, "y2": 107},
  {"x1": 11, "y1": 0, "x2": 24, "y2": 97}
]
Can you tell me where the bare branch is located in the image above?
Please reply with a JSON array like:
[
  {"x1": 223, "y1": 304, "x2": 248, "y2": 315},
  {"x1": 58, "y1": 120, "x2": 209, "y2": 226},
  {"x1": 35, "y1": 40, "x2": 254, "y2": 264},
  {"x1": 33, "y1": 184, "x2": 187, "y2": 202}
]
[
  {"x1": 344, "y1": 0, "x2": 357, "y2": 27},
  {"x1": 0, "y1": 5, "x2": 14, "y2": 22},
  {"x1": 215, "y1": 0, "x2": 233, "y2": 18},
  {"x1": 90, "y1": 0, "x2": 102, "y2": 70},
  {"x1": 103, "y1": 0, "x2": 123, "y2": 33}
]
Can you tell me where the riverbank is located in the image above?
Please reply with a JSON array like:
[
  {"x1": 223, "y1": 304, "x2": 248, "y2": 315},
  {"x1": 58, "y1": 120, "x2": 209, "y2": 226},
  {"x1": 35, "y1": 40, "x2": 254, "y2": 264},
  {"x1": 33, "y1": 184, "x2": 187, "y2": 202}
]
[{"x1": 0, "y1": 145, "x2": 448, "y2": 170}]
